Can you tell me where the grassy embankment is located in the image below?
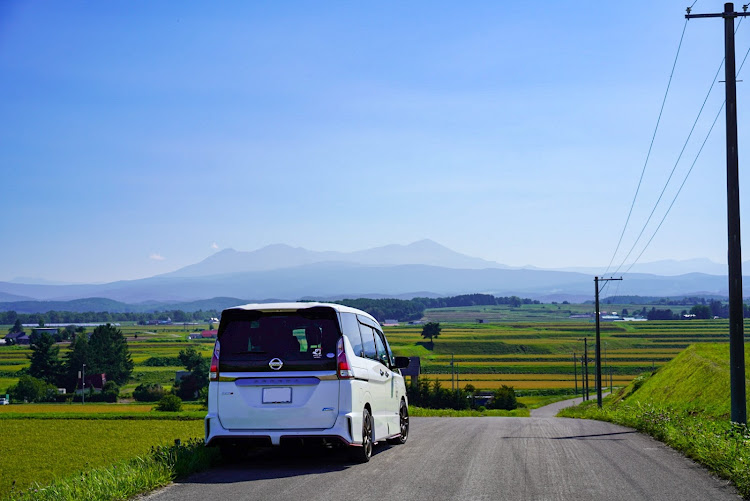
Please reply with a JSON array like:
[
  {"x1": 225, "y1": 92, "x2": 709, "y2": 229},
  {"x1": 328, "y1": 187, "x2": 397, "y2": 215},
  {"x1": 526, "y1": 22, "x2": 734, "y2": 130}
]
[{"x1": 559, "y1": 343, "x2": 750, "y2": 499}]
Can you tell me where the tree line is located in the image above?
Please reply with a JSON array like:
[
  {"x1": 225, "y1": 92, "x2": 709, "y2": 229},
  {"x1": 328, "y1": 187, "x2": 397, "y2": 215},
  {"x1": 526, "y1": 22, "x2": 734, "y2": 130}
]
[
  {"x1": 406, "y1": 378, "x2": 520, "y2": 411},
  {"x1": 336, "y1": 294, "x2": 540, "y2": 322},
  {"x1": 0, "y1": 294, "x2": 540, "y2": 326},
  {"x1": 633, "y1": 301, "x2": 750, "y2": 320},
  {"x1": 5, "y1": 323, "x2": 209, "y2": 404},
  {"x1": 0, "y1": 309, "x2": 220, "y2": 326},
  {"x1": 7, "y1": 324, "x2": 133, "y2": 403}
]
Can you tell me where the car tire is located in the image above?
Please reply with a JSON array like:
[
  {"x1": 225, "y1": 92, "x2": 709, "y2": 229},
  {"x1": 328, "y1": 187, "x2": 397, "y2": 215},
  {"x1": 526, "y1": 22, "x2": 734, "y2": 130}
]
[
  {"x1": 387, "y1": 400, "x2": 409, "y2": 445},
  {"x1": 350, "y1": 408, "x2": 373, "y2": 463}
]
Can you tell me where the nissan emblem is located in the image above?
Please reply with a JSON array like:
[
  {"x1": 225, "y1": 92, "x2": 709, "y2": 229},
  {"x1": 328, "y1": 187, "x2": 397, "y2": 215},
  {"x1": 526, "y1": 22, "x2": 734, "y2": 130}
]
[{"x1": 269, "y1": 358, "x2": 283, "y2": 370}]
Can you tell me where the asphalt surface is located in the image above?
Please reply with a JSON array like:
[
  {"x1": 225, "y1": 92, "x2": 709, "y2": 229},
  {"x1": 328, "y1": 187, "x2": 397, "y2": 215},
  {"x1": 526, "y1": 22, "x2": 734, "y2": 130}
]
[
  {"x1": 530, "y1": 393, "x2": 609, "y2": 418},
  {"x1": 142, "y1": 412, "x2": 740, "y2": 501}
]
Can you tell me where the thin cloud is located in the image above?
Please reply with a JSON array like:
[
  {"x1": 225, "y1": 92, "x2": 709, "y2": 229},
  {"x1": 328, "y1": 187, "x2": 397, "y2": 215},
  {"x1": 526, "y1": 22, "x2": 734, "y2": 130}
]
[{"x1": 149, "y1": 253, "x2": 166, "y2": 261}]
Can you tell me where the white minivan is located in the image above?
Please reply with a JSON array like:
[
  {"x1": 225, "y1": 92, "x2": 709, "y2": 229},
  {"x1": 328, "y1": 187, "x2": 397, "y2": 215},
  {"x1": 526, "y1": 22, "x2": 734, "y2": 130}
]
[{"x1": 204, "y1": 302, "x2": 409, "y2": 462}]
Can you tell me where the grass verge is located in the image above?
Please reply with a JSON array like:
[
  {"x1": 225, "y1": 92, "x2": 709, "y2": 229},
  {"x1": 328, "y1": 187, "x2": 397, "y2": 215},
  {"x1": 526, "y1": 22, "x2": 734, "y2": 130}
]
[
  {"x1": 410, "y1": 406, "x2": 529, "y2": 417},
  {"x1": 5, "y1": 438, "x2": 220, "y2": 501}
]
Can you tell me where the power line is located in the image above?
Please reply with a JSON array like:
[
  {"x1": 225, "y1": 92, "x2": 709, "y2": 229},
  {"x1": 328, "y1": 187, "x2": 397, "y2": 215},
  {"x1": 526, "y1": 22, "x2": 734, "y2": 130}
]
[
  {"x1": 603, "y1": 17, "x2": 691, "y2": 276},
  {"x1": 611, "y1": 17, "x2": 747, "y2": 276},
  {"x1": 612, "y1": 59, "x2": 725, "y2": 275},
  {"x1": 621, "y1": 40, "x2": 750, "y2": 274}
]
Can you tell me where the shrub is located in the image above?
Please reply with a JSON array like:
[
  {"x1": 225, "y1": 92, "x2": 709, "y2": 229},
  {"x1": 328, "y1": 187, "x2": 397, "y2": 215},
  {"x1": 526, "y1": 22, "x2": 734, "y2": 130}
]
[
  {"x1": 8, "y1": 375, "x2": 57, "y2": 403},
  {"x1": 142, "y1": 356, "x2": 183, "y2": 367},
  {"x1": 490, "y1": 385, "x2": 518, "y2": 410},
  {"x1": 101, "y1": 381, "x2": 120, "y2": 403},
  {"x1": 133, "y1": 383, "x2": 167, "y2": 402},
  {"x1": 155, "y1": 394, "x2": 183, "y2": 412},
  {"x1": 198, "y1": 386, "x2": 209, "y2": 410}
]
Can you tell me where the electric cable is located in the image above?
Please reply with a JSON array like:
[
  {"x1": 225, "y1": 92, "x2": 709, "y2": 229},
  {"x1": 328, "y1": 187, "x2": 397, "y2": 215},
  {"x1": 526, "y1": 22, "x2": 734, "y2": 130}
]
[
  {"x1": 611, "y1": 17, "x2": 746, "y2": 276},
  {"x1": 621, "y1": 40, "x2": 750, "y2": 275},
  {"x1": 603, "y1": 16, "x2": 691, "y2": 276},
  {"x1": 611, "y1": 59, "x2": 724, "y2": 276}
]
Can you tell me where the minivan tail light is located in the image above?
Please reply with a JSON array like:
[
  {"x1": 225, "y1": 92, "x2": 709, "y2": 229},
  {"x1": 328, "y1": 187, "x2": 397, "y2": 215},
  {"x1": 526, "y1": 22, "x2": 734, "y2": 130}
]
[
  {"x1": 209, "y1": 340, "x2": 220, "y2": 381},
  {"x1": 337, "y1": 338, "x2": 353, "y2": 379}
]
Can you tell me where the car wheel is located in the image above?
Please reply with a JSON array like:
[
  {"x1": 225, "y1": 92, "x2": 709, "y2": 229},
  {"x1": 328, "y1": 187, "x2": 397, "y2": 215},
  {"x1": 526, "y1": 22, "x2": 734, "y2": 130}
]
[
  {"x1": 350, "y1": 408, "x2": 373, "y2": 463},
  {"x1": 387, "y1": 400, "x2": 409, "y2": 445}
]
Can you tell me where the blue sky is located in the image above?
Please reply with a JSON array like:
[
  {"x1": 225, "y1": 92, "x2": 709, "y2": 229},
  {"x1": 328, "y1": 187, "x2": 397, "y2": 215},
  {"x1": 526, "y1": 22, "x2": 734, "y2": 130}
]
[{"x1": 1, "y1": 1, "x2": 748, "y2": 284}]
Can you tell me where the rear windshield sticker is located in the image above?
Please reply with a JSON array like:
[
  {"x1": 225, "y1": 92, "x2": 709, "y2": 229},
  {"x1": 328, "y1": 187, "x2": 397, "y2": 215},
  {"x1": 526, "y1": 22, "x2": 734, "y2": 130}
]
[{"x1": 312, "y1": 348, "x2": 322, "y2": 358}]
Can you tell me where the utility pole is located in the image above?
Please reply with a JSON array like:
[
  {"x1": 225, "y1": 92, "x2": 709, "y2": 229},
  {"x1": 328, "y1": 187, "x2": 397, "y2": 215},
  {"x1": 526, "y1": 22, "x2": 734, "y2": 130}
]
[
  {"x1": 595, "y1": 276, "x2": 622, "y2": 408},
  {"x1": 582, "y1": 339, "x2": 589, "y2": 401},
  {"x1": 451, "y1": 353, "x2": 455, "y2": 392},
  {"x1": 82, "y1": 363, "x2": 86, "y2": 405},
  {"x1": 687, "y1": 3, "x2": 748, "y2": 425},
  {"x1": 573, "y1": 351, "x2": 578, "y2": 396}
]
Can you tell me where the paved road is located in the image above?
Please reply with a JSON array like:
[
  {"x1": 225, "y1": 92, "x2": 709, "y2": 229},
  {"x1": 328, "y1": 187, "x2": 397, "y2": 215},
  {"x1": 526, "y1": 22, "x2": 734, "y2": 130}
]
[
  {"x1": 530, "y1": 394, "x2": 609, "y2": 418},
  {"x1": 143, "y1": 416, "x2": 740, "y2": 501}
]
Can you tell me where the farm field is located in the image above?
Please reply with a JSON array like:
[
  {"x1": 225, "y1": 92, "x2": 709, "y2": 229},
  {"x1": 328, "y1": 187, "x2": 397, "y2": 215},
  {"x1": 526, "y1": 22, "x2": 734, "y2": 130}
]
[
  {"x1": 0, "y1": 416, "x2": 204, "y2": 497},
  {"x1": 384, "y1": 316, "x2": 740, "y2": 392},
  {"x1": 0, "y1": 310, "x2": 743, "y2": 498},
  {"x1": 0, "y1": 316, "x2": 741, "y2": 395}
]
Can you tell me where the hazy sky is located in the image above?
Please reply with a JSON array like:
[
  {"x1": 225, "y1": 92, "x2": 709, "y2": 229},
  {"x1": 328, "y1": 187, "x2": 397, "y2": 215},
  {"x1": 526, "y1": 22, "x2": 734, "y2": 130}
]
[{"x1": 2, "y1": 1, "x2": 748, "y2": 284}]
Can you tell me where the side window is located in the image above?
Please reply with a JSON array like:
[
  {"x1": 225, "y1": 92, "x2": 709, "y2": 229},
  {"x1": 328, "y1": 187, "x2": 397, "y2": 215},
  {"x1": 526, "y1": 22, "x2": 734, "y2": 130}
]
[
  {"x1": 340, "y1": 313, "x2": 364, "y2": 357},
  {"x1": 381, "y1": 332, "x2": 395, "y2": 367},
  {"x1": 359, "y1": 324, "x2": 377, "y2": 360},
  {"x1": 373, "y1": 329, "x2": 388, "y2": 366}
]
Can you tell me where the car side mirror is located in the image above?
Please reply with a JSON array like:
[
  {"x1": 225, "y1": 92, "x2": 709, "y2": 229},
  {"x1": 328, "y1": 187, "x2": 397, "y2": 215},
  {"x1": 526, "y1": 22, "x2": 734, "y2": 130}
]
[{"x1": 393, "y1": 356, "x2": 410, "y2": 369}]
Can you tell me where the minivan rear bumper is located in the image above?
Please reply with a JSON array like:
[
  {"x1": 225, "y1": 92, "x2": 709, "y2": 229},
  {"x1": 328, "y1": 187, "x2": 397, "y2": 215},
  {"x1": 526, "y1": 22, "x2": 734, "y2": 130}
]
[{"x1": 205, "y1": 411, "x2": 356, "y2": 447}]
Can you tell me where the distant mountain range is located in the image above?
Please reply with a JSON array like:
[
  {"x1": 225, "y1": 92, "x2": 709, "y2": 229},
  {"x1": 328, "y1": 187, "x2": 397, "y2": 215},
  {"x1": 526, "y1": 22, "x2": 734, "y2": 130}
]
[
  {"x1": 0, "y1": 240, "x2": 741, "y2": 312},
  {"x1": 161, "y1": 239, "x2": 507, "y2": 277}
]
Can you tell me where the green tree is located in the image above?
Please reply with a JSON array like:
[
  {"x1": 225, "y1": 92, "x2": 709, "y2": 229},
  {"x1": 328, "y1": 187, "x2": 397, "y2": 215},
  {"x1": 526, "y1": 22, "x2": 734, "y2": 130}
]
[
  {"x1": 8, "y1": 375, "x2": 57, "y2": 403},
  {"x1": 8, "y1": 319, "x2": 23, "y2": 334},
  {"x1": 491, "y1": 385, "x2": 518, "y2": 410},
  {"x1": 421, "y1": 322, "x2": 442, "y2": 348},
  {"x1": 87, "y1": 324, "x2": 134, "y2": 386},
  {"x1": 63, "y1": 333, "x2": 89, "y2": 391},
  {"x1": 174, "y1": 346, "x2": 210, "y2": 400},
  {"x1": 28, "y1": 333, "x2": 63, "y2": 386},
  {"x1": 178, "y1": 346, "x2": 204, "y2": 371},
  {"x1": 690, "y1": 304, "x2": 712, "y2": 320}
]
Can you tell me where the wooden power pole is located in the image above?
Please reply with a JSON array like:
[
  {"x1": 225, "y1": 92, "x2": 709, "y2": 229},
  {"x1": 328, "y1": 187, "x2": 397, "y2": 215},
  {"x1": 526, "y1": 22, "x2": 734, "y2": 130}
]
[
  {"x1": 686, "y1": 2, "x2": 748, "y2": 425},
  {"x1": 594, "y1": 276, "x2": 622, "y2": 408}
]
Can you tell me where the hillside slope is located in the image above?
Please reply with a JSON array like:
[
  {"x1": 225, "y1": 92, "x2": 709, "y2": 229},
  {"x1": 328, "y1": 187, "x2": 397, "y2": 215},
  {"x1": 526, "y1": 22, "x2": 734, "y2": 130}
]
[{"x1": 614, "y1": 343, "x2": 750, "y2": 419}]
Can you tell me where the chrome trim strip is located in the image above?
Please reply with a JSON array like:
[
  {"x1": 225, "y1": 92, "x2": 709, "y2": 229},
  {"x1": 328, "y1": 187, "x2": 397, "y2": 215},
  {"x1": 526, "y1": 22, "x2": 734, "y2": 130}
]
[{"x1": 236, "y1": 377, "x2": 320, "y2": 387}]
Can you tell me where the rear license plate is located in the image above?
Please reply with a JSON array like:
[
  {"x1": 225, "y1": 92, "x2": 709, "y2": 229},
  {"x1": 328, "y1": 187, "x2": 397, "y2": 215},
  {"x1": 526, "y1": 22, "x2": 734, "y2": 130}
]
[{"x1": 263, "y1": 387, "x2": 292, "y2": 403}]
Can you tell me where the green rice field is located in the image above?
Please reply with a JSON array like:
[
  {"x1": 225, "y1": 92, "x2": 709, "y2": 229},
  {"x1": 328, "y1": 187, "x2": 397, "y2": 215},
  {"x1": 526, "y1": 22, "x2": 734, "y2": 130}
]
[
  {"x1": 0, "y1": 417, "x2": 204, "y2": 497},
  {"x1": 0, "y1": 316, "x2": 741, "y2": 395}
]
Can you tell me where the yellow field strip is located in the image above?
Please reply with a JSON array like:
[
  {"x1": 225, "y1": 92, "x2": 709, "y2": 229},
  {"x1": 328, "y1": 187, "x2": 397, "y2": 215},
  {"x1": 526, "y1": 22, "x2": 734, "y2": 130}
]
[
  {"x1": 429, "y1": 361, "x2": 665, "y2": 367},
  {"x1": 423, "y1": 380, "x2": 633, "y2": 390},
  {"x1": 427, "y1": 373, "x2": 633, "y2": 382}
]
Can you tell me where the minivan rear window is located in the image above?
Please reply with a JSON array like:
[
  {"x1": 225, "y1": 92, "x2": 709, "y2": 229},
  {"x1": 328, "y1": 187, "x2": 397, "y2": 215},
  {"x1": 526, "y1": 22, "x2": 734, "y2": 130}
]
[
  {"x1": 218, "y1": 306, "x2": 340, "y2": 372},
  {"x1": 340, "y1": 312, "x2": 364, "y2": 357}
]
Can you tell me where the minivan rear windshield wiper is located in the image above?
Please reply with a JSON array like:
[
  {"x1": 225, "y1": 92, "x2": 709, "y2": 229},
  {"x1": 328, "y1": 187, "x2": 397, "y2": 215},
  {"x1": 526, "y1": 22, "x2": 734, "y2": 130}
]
[{"x1": 231, "y1": 350, "x2": 267, "y2": 355}]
